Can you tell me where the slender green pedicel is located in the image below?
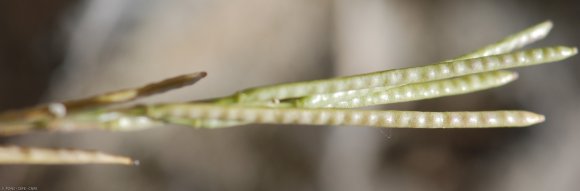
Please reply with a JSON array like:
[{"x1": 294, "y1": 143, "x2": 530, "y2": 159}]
[
  {"x1": 147, "y1": 104, "x2": 544, "y2": 128},
  {"x1": 235, "y1": 46, "x2": 576, "y2": 102},
  {"x1": 296, "y1": 71, "x2": 518, "y2": 108}
]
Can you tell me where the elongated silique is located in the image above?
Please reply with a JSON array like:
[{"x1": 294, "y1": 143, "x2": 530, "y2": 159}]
[
  {"x1": 147, "y1": 104, "x2": 545, "y2": 128},
  {"x1": 235, "y1": 46, "x2": 576, "y2": 103},
  {"x1": 295, "y1": 71, "x2": 518, "y2": 108}
]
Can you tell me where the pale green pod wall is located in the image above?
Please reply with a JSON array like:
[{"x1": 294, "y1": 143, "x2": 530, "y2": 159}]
[
  {"x1": 453, "y1": 21, "x2": 553, "y2": 60},
  {"x1": 148, "y1": 104, "x2": 545, "y2": 128},
  {"x1": 296, "y1": 71, "x2": 518, "y2": 108},
  {"x1": 235, "y1": 46, "x2": 576, "y2": 102}
]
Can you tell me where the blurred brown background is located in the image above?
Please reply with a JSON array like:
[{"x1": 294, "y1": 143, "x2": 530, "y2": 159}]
[{"x1": 1, "y1": 0, "x2": 580, "y2": 190}]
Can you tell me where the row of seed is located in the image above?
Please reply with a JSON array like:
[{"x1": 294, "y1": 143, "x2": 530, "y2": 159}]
[
  {"x1": 296, "y1": 70, "x2": 518, "y2": 108},
  {"x1": 235, "y1": 46, "x2": 575, "y2": 102},
  {"x1": 148, "y1": 104, "x2": 544, "y2": 128},
  {"x1": 453, "y1": 21, "x2": 552, "y2": 60}
]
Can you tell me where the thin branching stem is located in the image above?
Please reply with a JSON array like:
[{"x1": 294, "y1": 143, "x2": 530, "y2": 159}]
[{"x1": 0, "y1": 21, "x2": 576, "y2": 165}]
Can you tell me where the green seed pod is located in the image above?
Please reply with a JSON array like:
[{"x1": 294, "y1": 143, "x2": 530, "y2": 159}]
[
  {"x1": 148, "y1": 104, "x2": 545, "y2": 128},
  {"x1": 235, "y1": 46, "x2": 576, "y2": 102},
  {"x1": 453, "y1": 21, "x2": 552, "y2": 60},
  {"x1": 296, "y1": 71, "x2": 518, "y2": 108}
]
